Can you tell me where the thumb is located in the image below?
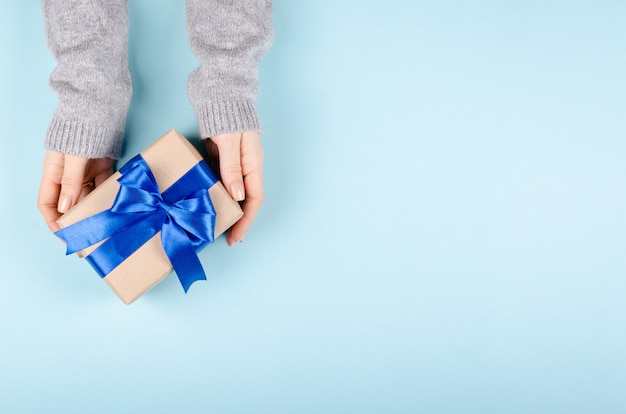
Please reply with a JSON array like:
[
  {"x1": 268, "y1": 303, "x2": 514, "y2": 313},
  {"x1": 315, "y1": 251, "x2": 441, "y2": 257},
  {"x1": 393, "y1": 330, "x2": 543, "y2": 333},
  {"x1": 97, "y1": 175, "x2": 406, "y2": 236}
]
[
  {"x1": 211, "y1": 133, "x2": 245, "y2": 202},
  {"x1": 58, "y1": 154, "x2": 89, "y2": 214}
]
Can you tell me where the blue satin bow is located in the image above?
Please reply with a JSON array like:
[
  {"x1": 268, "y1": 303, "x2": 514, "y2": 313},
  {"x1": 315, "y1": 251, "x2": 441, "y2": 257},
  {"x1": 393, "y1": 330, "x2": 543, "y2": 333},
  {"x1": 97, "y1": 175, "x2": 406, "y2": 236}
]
[{"x1": 55, "y1": 155, "x2": 218, "y2": 292}]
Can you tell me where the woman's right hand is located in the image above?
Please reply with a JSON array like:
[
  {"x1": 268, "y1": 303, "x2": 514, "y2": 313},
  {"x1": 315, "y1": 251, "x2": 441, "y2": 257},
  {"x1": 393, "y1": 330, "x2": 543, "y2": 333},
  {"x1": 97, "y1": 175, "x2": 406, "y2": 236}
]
[{"x1": 37, "y1": 151, "x2": 115, "y2": 232}]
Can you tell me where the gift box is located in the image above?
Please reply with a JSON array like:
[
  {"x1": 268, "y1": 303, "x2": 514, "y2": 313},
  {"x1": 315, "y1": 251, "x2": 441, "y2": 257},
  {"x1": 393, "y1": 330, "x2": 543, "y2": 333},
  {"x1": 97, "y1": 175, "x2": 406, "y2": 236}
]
[{"x1": 56, "y1": 129, "x2": 243, "y2": 304}]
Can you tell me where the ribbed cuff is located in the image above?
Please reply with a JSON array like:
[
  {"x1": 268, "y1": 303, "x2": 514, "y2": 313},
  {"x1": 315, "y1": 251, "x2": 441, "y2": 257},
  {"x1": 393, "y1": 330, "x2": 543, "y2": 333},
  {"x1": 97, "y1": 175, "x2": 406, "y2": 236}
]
[
  {"x1": 45, "y1": 117, "x2": 124, "y2": 159},
  {"x1": 195, "y1": 95, "x2": 261, "y2": 139}
]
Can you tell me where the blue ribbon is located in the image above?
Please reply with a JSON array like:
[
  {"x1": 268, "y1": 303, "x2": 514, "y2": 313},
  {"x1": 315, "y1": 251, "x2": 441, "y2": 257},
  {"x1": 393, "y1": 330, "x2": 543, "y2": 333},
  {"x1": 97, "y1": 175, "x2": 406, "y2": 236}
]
[{"x1": 55, "y1": 155, "x2": 218, "y2": 293}]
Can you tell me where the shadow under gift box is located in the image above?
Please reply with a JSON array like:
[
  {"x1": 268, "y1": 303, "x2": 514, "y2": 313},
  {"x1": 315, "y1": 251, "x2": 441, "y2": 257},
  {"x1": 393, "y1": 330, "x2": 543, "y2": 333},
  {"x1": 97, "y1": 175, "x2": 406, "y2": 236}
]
[{"x1": 57, "y1": 129, "x2": 243, "y2": 304}]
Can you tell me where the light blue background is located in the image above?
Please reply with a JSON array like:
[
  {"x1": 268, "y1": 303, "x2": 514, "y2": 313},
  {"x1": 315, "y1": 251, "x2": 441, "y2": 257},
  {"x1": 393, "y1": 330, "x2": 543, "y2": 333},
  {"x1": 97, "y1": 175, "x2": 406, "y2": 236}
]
[{"x1": 1, "y1": 1, "x2": 625, "y2": 413}]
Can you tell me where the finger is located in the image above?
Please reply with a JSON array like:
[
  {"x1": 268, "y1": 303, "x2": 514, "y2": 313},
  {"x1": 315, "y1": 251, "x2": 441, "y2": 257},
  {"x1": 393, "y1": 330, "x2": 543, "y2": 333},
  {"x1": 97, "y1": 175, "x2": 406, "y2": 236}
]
[
  {"x1": 78, "y1": 161, "x2": 114, "y2": 202},
  {"x1": 227, "y1": 132, "x2": 264, "y2": 245},
  {"x1": 38, "y1": 175, "x2": 63, "y2": 232},
  {"x1": 211, "y1": 133, "x2": 245, "y2": 202},
  {"x1": 58, "y1": 155, "x2": 89, "y2": 214},
  {"x1": 227, "y1": 169, "x2": 264, "y2": 245},
  {"x1": 78, "y1": 184, "x2": 92, "y2": 202},
  {"x1": 93, "y1": 160, "x2": 115, "y2": 187},
  {"x1": 37, "y1": 151, "x2": 64, "y2": 232}
]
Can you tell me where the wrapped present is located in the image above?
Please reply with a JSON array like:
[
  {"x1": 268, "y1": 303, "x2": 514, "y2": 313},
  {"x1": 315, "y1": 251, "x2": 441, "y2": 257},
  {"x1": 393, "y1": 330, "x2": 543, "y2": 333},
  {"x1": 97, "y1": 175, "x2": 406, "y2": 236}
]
[{"x1": 56, "y1": 129, "x2": 243, "y2": 304}]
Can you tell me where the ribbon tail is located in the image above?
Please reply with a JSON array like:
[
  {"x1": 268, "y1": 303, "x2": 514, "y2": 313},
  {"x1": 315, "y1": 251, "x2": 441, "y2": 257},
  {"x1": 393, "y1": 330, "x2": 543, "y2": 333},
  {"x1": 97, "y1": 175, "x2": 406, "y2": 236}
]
[
  {"x1": 86, "y1": 212, "x2": 164, "y2": 277},
  {"x1": 161, "y1": 220, "x2": 207, "y2": 293},
  {"x1": 56, "y1": 210, "x2": 153, "y2": 254}
]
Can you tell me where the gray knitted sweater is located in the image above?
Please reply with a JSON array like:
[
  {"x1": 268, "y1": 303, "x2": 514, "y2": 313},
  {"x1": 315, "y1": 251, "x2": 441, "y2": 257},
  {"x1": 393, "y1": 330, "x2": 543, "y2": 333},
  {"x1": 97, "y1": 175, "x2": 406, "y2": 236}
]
[{"x1": 41, "y1": 0, "x2": 273, "y2": 159}]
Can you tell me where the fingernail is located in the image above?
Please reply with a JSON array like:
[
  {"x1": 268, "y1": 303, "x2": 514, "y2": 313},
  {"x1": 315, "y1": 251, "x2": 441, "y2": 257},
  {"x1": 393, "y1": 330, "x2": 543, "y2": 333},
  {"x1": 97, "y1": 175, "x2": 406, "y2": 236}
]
[
  {"x1": 228, "y1": 235, "x2": 245, "y2": 246},
  {"x1": 58, "y1": 196, "x2": 71, "y2": 213},
  {"x1": 230, "y1": 184, "x2": 245, "y2": 202}
]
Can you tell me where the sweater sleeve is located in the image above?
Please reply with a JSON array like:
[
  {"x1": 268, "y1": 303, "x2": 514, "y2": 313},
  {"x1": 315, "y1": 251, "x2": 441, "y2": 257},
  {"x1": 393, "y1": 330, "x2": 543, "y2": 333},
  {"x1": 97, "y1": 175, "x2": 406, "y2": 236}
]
[
  {"x1": 185, "y1": 0, "x2": 274, "y2": 139},
  {"x1": 41, "y1": 0, "x2": 132, "y2": 159}
]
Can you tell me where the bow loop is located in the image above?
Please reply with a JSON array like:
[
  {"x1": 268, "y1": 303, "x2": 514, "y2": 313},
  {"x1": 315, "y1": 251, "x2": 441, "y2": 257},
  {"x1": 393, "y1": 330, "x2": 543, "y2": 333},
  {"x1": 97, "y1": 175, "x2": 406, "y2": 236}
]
[{"x1": 110, "y1": 185, "x2": 162, "y2": 214}]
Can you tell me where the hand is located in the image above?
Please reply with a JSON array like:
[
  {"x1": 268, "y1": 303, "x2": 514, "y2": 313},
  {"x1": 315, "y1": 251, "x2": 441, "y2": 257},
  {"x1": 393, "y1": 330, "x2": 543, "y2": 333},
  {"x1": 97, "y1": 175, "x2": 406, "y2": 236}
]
[
  {"x1": 205, "y1": 131, "x2": 264, "y2": 246},
  {"x1": 37, "y1": 151, "x2": 115, "y2": 232}
]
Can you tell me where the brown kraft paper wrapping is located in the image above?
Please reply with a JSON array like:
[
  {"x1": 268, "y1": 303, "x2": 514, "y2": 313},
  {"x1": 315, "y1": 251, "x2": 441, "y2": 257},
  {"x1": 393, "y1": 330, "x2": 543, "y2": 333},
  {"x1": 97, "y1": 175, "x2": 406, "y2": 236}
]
[{"x1": 57, "y1": 129, "x2": 243, "y2": 304}]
